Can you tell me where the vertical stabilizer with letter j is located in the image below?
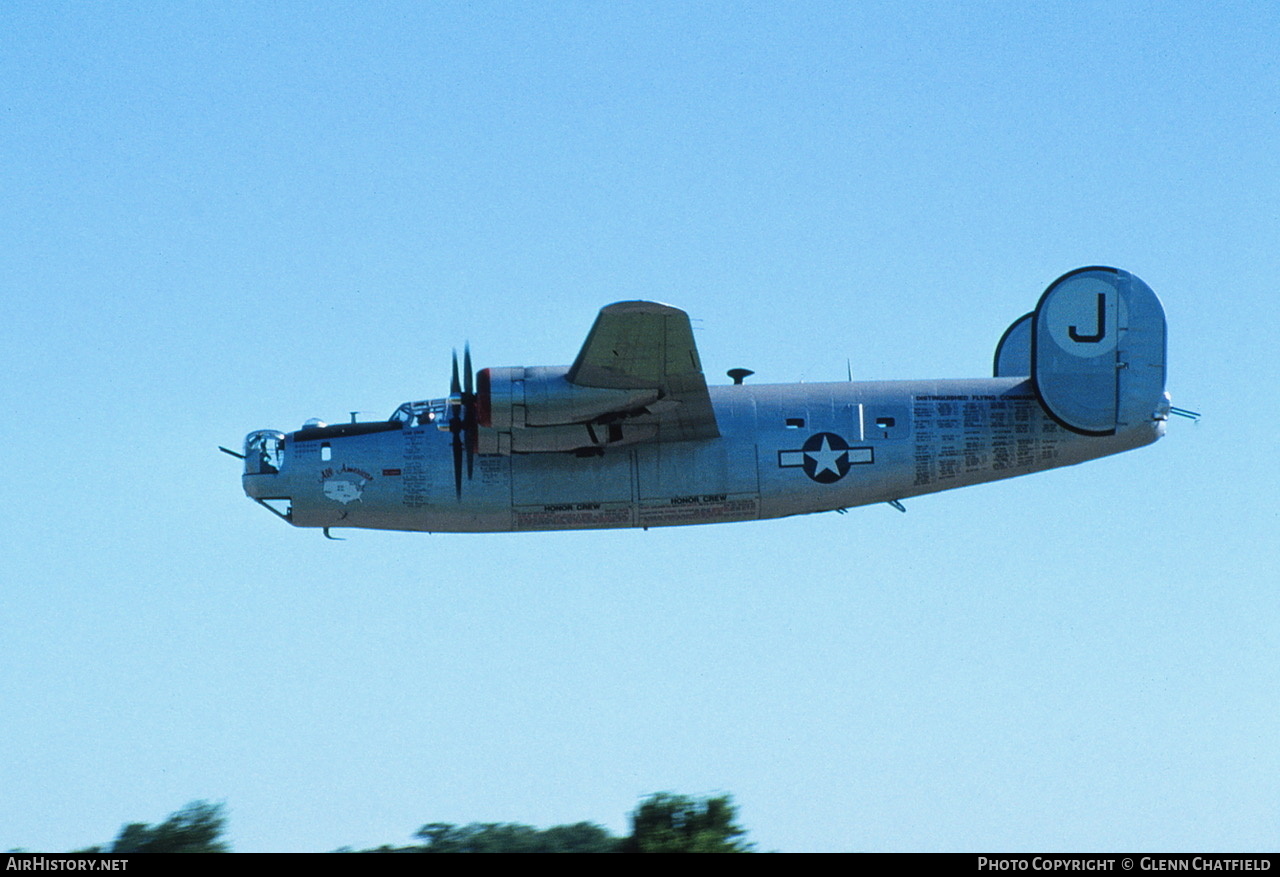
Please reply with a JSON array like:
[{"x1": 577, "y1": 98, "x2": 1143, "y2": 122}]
[{"x1": 998, "y1": 267, "x2": 1167, "y2": 436}]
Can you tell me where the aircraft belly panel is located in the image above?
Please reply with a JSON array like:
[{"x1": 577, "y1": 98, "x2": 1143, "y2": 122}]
[
  {"x1": 634, "y1": 437, "x2": 760, "y2": 527},
  {"x1": 510, "y1": 451, "x2": 635, "y2": 531}
]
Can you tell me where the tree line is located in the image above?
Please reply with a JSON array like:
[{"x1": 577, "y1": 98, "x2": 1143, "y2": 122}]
[{"x1": 56, "y1": 792, "x2": 753, "y2": 853}]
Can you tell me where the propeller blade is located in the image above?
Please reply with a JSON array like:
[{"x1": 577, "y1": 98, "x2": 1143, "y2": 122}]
[
  {"x1": 448, "y1": 344, "x2": 479, "y2": 498},
  {"x1": 463, "y1": 342, "x2": 476, "y2": 479},
  {"x1": 452, "y1": 429, "x2": 464, "y2": 500},
  {"x1": 449, "y1": 349, "x2": 464, "y2": 499}
]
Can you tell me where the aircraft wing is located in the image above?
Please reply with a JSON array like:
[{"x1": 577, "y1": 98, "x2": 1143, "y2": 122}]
[{"x1": 566, "y1": 301, "x2": 720, "y2": 442}]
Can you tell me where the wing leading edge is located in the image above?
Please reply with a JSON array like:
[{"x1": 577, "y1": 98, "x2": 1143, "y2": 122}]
[{"x1": 566, "y1": 301, "x2": 720, "y2": 442}]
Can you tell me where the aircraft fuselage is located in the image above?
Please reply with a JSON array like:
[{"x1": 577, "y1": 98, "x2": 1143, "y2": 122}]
[{"x1": 242, "y1": 376, "x2": 1164, "y2": 534}]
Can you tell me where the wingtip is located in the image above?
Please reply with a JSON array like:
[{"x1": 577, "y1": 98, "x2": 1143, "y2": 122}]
[{"x1": 598, "y1": 300, "x2": 686, "y2": 316}]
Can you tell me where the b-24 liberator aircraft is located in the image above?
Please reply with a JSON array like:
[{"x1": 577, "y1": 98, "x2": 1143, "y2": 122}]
[{"x1": 229, "y1": 267, "x2": 1174, "y2": 537}]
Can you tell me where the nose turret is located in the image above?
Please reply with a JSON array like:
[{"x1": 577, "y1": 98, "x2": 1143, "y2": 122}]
[
  {"x1": 243, "y1": 430, "x2": 285, "y2": 476},
  {"x1": 242, "y1": 429, "x2": 287, "y2": 502},
  {"x1": 240, "y1": 429, "x2": 293, "y2": 523}
]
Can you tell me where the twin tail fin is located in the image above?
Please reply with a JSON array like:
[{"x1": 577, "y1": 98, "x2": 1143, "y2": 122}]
[{"x1": 994, "y1": 267, "x2": 1167, "y2": 436}]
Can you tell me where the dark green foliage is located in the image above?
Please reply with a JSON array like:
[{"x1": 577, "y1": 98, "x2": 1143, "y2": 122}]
[
  {"x1": 620, "y1": 793, "x2": 752, "y2": 853},
  {"x1": 355, "y1": 820, "x2": 618, "y2": 853},
  {"x1": 356, "y1": 792, "x2": 752, "y2": 853},
  {"x1": 62, "y1": 791, "x2": 753, "y2": 853},
  {"x1": 405, "y1": 821, "x2": 618, "y2": 853},
  {"x1": 85, "y1": 801, "x2": 229, "y2": 854}
]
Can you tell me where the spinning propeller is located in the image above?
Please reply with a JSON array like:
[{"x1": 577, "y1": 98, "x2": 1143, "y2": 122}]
[{"x1": 447, "y1": 344, "x2": 478, "y2": 499}]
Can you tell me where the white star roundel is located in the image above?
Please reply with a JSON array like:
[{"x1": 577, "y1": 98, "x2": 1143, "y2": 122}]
[
  {"x1": 777, "y1": 433, "x2": 873, "y2": 483},
  {"x1": 802, "y1": 432, "x2": 852, "y2": 483}
]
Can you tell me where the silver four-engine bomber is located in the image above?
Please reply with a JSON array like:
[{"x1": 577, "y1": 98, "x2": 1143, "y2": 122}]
[{"x1": 232, "y1": 267, "x2": 1172, "y2": 536}]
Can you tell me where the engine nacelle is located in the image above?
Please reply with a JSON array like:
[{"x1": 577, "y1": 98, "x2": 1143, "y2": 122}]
[{"x1": 476, "y1": 366, "x2": 660, "y2": 454}]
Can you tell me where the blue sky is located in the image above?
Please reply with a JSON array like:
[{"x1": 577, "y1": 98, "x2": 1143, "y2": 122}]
[{"x1": 2, "y1": 1, "x2": 1277, "y2": 853}]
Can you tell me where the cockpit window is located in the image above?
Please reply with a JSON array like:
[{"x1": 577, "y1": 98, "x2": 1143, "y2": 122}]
[
  {"x1": 244, "y1": 430, "x2": 285, "y2": 475},
  {"x1": 391, "y1": 399, "x2": 448, "y2": 428}
]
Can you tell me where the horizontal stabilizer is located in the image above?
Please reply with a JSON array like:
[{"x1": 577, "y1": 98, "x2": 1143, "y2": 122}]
[{"x1": 1031, "y1": 267, "x2": 1166, "y2": 436}]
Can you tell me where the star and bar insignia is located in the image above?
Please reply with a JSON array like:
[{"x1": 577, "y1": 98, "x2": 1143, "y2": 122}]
[{"x1": 777, "y1": 432, "x2": 873, "y2": 483}]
